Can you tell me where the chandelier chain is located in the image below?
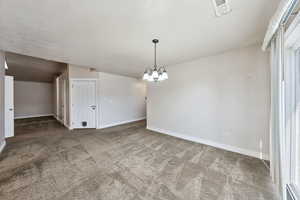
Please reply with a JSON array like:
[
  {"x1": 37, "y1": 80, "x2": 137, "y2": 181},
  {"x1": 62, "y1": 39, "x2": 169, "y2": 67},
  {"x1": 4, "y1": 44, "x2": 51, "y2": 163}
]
[{"x1": 154, "y1": 42, "x2": 157, "y2": 68}]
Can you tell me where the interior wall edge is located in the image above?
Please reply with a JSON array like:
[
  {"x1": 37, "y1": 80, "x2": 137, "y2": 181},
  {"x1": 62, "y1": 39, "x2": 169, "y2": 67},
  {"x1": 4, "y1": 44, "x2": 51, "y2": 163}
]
[
  {"x1": 147, "y1": 126, "x2": 270, "y2": 161},
  {"x1": 0, "y1": 50, "x2": 5, "y2": 151},
  {"x1": 0, "y1": 140, "x2": 6, "y2": 154}
]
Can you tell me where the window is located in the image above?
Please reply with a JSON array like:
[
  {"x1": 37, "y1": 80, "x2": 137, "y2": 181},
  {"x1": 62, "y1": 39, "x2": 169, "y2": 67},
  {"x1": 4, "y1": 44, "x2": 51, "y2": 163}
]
[
  {"x1": 293, "y1": 53, "x2": 300, "y2": 192},
  {"x1": 297, "y1": 125, "x2": 300, "y2": 187},
  {"x1": 285, "y1": 49, "x2": 300, "y2": 199}
]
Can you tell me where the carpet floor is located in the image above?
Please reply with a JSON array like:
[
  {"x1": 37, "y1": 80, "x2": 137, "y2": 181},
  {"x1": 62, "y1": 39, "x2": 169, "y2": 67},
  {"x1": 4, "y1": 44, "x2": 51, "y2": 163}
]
[{"x1": 0, "y1": 117, "x2": 278, "y2": 200}]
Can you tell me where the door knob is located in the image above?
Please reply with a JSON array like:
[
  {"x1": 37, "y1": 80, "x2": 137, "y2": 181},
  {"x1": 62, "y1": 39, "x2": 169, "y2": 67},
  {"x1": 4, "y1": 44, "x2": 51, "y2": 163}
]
[{"x1": 90, "y1": 105, "x2": 96, "y2": 110}]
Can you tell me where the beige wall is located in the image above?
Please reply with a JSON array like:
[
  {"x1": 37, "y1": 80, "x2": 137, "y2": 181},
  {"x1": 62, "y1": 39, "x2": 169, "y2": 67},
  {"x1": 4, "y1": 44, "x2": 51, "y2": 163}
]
[
  {"x1": 14, "y1": 81, "x2": 54, "y2": 118},
  {"x1": 98, "y1": 72, "x2": 146, "y2": 128},
  {"x1": 147, "y1": 44, "x2": 270, "y2": 159},
  {"x1": 0, "y1": 51, "x2": 5, "y2": 149}
]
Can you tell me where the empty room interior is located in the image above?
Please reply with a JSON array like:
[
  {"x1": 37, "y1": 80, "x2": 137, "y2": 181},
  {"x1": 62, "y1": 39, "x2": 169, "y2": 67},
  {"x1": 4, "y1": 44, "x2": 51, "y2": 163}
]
[{"x1": 0, "y1": 0, "x2": 300, "y2": 199}]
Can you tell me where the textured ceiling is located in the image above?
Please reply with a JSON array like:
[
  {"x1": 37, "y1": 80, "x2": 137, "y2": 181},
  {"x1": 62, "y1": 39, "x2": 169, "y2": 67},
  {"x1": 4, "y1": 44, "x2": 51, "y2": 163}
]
[
  {"x1": 5, "y1": 52, "x2": 66, "y2": 83},
  {"x1": 0, "y1": 0, "x2": 278, "y2": 77}
]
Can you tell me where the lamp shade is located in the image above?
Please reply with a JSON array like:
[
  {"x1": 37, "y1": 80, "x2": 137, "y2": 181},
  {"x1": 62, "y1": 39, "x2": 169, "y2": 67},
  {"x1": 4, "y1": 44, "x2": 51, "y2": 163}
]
[
  {"x1": 148, "y1": 74, "x2": 154, "y2": 82},
  {"x1": 158, "y1": 73, "x2": 163, "y2": 81},
  {"x1": 162, "y1": 71, "x2": 168, "y2": 80},
  {"x1": 152, "y1": 69, "x2": 159, "y2": 79},
  {"x1": 143, "y1": 72, "x2": 149, "y2": 80}
]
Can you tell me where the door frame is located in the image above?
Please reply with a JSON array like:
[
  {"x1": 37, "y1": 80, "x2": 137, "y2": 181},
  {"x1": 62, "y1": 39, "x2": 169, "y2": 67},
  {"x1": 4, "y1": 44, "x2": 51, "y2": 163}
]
[
  {"x1": 62, "y1": 79, "x2": 67, "y2": 127},
  {"x1": 284, "y1": 12, "x2": 300, "y2": 199},
  {"x1": 55, "y1": 77, "x2": 59, "y2": 120},
  {"x1": 4, "y1": 76, "x2": 14, "y2": 138},
  {"x1": 69, "y1": 78, "x2": 98, "y2": 130}
]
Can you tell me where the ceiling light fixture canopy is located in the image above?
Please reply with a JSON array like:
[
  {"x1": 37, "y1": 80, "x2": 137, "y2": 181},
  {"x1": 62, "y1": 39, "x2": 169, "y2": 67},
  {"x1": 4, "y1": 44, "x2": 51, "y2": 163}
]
[{"x1": 143, "y1": 39, "x2": 168, "y2": 82}]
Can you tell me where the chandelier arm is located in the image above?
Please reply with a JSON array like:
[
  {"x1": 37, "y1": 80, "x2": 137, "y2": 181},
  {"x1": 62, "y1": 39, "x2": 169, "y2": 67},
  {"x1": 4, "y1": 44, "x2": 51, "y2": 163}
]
[{"x1": 158, "y1": 67, "x2": 165, "y2": 72}]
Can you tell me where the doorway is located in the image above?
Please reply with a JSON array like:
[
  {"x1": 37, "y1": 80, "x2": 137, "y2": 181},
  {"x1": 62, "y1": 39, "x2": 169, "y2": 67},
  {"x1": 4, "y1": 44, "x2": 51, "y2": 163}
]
[
  {"x1": 4, "y1": 76, "x2": 14, "y2": 138},
  {"x1": 71, "y1": 80, "x2": 97, "y2": 129}
]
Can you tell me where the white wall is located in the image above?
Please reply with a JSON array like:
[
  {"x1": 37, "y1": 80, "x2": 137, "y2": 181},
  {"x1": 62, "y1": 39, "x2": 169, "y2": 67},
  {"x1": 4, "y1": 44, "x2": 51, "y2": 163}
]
[
  {"x1": 0, "y1": 51, "x2": 5, "y2": 151},
  {"x1": 14, "y1": 81, "x2": 54, "y2": 119},
  {"x1": 147, "y1": 44, "x2": 270, "y2": 159},
  {"x1": 98, "y1": 72, "x2": 146, "y2": 128}
]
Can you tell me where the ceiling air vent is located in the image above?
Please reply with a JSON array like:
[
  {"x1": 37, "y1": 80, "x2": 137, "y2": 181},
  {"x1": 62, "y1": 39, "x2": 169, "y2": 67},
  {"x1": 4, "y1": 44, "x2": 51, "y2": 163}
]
[{"x1": 212, "y1": 0, "x2": 231, "y2": 17}]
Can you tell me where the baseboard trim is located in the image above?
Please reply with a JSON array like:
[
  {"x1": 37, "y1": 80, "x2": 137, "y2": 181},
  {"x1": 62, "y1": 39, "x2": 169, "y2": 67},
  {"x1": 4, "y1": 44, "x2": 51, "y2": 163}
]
[
  {"x1": 147, "y1": 126, "x2": 269, "y2": 160},
  {"x1": 14, "y1": 114, "x2": 54, "y2": 119},
  {"x1": 64, "y1": 123, "x2": 73, "y2": 130},
  {"x1": 98, "y1": 117, "x2": 146, "y2": 129},
  {"x1": 54, "y1": 116, "x2": 72, "y2": 130},
  {"x1": 0, "y1": 141, "x2": 6, "y2": 154},
  {"x1": 54, "y1": 115, "x2": 60, "y2": 121},
  {"x1": 61, "y1": 122, "x2": 71, "y2": 130}
]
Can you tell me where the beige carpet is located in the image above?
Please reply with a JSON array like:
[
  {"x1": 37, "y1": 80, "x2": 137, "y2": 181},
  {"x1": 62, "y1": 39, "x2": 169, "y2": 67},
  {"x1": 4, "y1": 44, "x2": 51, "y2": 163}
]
[{"x1": 0, "y1": 117, "x2": 278, "y2": 200}]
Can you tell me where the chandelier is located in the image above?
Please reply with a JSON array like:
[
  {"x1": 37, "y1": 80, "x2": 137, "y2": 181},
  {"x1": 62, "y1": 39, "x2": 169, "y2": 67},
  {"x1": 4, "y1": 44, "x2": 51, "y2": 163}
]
[{"x1": 143, "y1": 39, "x2": 168, "y2": 82}]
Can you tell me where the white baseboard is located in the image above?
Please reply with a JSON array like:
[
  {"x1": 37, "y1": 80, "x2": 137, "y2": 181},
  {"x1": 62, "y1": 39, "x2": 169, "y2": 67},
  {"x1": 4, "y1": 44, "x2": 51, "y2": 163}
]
[
  {"x1": 54, "y1": 115, "x2": 60, "y2": 121},
  {"x1": 98, "y1": 117, "x2": 146, "y2": 129},
  {"x1": 54, "y1": 116, "x2": 72, "y2": 130},
  {"x1": 14, "y1": 114, "x2": 54, "y2": 119},
  {"x1": 63, "y1": 123, "x2": 72, "y2": 130},
  {"x1": 0, "y1": 140, "x2": 6, "y2": 154},
  {"x1": 54, "y1": 116, "x2": 64, "y2": 125},
  {"x1": 147, "y1": 126, "x2": 269, "y2": 160}
]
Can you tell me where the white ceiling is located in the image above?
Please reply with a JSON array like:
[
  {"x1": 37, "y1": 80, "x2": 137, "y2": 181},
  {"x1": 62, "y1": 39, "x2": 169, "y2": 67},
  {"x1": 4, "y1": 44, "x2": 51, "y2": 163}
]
[{"x1": 0, "y1": 0, "x2": 278, "y2": 78}]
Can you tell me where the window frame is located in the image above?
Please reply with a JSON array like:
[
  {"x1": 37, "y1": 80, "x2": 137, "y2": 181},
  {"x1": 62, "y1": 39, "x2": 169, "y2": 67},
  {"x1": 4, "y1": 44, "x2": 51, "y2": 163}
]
[{"x1": 285, "y1": 11, "x2": 300, "y2": 199}]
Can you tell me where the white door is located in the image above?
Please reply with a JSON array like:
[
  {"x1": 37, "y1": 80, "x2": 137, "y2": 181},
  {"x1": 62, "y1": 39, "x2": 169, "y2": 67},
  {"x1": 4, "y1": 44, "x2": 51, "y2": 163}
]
[
  {"x1": 5, "y1": 76, "x2": 14, "y2": 138},
  {"x1": 71, "y1": 80, "x2": 97, "y2": 129}
]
